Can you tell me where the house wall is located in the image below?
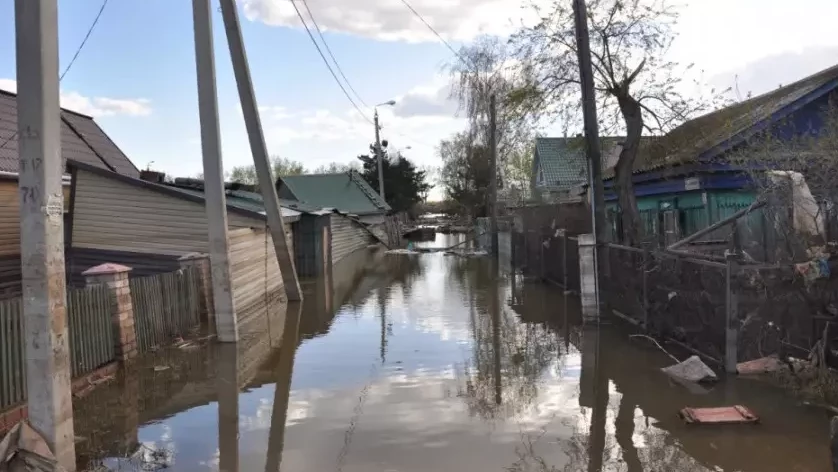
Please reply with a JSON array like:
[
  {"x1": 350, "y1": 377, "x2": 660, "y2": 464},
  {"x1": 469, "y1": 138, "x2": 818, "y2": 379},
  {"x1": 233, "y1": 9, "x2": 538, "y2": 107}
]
[
  {"x1": 71, "y1": 169, "x2": 257, "y2": 255},
  {"x1": 331, "y1": 214, "x2": 371, "y2": 265},
  {"x1": 228, "y1": 225, "x2": 285, "y2": 335},
  {"x1": 293, "y1": 215, "x2": 329, "y2": 278}
]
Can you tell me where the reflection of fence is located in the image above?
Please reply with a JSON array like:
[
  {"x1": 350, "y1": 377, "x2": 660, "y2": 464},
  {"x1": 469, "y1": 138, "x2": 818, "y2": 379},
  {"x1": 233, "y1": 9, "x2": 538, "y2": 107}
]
[
  {"x1": 512, "y1": 230, "x2": 580, "y2": 293},
  {"x1": 130, "y1": 266, "x2": 202, "y2": 353},
  {"x1": 1, "y1": 285, "x2": 117, "y2": 411}
]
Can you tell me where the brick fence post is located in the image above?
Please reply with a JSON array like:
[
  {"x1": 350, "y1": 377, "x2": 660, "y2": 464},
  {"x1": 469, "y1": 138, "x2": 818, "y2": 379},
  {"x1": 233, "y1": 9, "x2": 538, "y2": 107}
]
[
  {"x1": 82, "y1": 263, "x2": 137, "y2": 361},
  {"x1": 179, "y1": 253, "x2": 214, "y2": 326}
]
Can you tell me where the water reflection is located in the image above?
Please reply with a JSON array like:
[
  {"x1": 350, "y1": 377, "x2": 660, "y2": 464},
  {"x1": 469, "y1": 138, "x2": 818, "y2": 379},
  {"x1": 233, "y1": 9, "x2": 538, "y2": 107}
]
[{"x1": 76, "y1": 240, "x2": 833, "y2": 471}]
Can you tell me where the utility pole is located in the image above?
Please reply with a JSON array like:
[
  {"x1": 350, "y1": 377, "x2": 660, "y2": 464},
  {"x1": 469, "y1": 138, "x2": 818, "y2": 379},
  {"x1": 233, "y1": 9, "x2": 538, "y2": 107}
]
[
  {"x1": 374, "y1": 109, "x2": 385, "y2": 201},
  {"x1": 218, "y1": 0, "x2": 302, "y2": 301},
  {"x1": 488, "y1": 94, "x2": 499, "y2": 257},
  {"x1": 192, "y1": 0, "x2": 238, "y2": 342},
  {"x1": 573, "y1": 0, "x2": 606, "y2": 321},
  {"x1": 572, "y1": 0, "x2": 607, "y2": 244},
  {"x1": 15, "y1": 0, "x2": 76, "y2": 468}
]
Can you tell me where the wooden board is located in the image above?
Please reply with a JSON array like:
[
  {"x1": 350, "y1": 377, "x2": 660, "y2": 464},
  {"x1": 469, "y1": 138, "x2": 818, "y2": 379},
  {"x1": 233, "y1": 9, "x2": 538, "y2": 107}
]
[{"x1": 680, "y1": 405, "x2": 759, "y2": 425}]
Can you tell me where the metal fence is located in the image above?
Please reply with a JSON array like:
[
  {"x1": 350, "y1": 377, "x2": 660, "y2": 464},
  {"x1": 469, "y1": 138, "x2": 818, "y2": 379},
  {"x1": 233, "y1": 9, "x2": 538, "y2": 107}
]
[
  {"x1": 1, "y1": 285, "x2": 116, "y2": 411},
  {"x1": 512, "y1": 230, "x2": 580, "y2": 293},
  {"x1": 603, "y1": 245, "x2": 730, "y2": 362},
  {"x1": 130, "y1": 266, "x2": 202, "y2": 353}
]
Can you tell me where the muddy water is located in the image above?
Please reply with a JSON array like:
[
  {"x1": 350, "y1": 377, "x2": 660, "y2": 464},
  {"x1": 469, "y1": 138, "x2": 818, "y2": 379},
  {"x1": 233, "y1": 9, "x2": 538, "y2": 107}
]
[{"x1": 77, "y1": 234, "x2": 832, "y2": 471}]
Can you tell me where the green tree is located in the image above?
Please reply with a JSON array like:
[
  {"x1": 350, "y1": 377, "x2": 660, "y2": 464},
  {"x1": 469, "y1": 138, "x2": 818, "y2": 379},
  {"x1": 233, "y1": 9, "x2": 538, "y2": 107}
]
[
  {"x1": 229, "y1": 156, "x2": 306, "y2": 184},
  {"x1": 503, "y1": 143, "x2": 534, "y2": 198},
  {"x1": 357, "y1": 147, "x2": 430, "y2": 214},
  {"x1": 439, "y1": 131, "x2": 492, "y2": 218}
]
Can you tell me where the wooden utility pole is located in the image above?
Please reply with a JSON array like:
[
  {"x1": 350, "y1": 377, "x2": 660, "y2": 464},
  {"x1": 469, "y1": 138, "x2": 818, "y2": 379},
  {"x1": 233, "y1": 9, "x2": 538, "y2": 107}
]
[
  {"x1": 488, "y1": 94, "x2": 499, "y2": 257},
  {"x1": 572, "y1": 0, "x2": 607, "y2": 244},
  {"x1": 217, "y1": 0, "x2": 302, "y2": 301},
  {"x1": 15, "y1": 0, "x2": 76, "y2": 468},
  {"x1": 191, "y1": 0, "x2": 238, "y2": 342}
]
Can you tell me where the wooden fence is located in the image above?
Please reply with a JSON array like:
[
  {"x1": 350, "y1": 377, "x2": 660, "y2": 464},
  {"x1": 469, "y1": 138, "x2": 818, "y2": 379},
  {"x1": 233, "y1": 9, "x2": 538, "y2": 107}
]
[
  {"x1": 130, "y1": 266, "x2": 202, "y2": 353},
  {"x1": 1, "y1": 285, "x2": 116, "y2": 411}
]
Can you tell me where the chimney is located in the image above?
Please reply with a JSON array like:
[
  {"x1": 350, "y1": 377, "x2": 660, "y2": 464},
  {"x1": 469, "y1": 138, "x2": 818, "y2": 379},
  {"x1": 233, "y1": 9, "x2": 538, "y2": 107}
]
[{"x1": 140, "y1": 170, "x2": 166, "y2": 183}]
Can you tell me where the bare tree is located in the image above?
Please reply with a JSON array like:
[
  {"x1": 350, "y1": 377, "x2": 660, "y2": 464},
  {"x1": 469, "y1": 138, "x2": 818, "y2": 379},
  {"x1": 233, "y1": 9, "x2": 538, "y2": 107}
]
[
  {"x1": 511, "y1": 0, "x2": 728, "y2": 244},
  {"x1": 229, "y1": 156, "x2": 306, "y2": 184}
]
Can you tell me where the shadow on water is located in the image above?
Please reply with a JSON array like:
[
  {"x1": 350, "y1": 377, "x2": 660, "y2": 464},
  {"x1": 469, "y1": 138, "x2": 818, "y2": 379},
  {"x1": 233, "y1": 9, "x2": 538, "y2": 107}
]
[{"x1": 75, "y1": 240, "x2": 832, "y2": 471}]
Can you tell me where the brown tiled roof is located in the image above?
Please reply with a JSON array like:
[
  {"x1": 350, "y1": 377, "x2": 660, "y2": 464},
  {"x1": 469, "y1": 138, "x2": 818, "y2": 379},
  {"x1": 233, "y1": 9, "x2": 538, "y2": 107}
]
[
  {"x1": 638, "y1": 63, "x2": 838, "y2": 173},
  {"x1": 0, "y1": 90, "x2": 140, "y2": 177}
]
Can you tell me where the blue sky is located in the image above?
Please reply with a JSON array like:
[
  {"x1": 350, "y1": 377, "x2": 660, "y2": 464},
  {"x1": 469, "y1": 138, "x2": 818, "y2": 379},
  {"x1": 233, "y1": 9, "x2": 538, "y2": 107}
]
[{"x1": 1, "y1": 0, "x2": 838, "y2": 199}]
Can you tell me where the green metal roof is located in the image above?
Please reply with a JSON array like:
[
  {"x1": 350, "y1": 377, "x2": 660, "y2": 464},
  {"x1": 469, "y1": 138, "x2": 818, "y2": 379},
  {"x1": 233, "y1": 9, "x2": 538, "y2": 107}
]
[
  {"x1": 278, "y1": 171, "x2": 391, "y2": 215},
  {"x1": 534, "y1": 137, "x2": 592, "y2": 189}
]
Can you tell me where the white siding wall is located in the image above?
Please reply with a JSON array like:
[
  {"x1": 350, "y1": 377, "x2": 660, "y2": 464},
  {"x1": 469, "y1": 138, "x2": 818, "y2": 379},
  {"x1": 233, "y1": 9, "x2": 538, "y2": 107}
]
[
  {"x1": 72, "y1": 169, "x2": 256, "y2": 255},
  {"x1": 331, "y1": 214, "x2": 370, "y2": 264}
]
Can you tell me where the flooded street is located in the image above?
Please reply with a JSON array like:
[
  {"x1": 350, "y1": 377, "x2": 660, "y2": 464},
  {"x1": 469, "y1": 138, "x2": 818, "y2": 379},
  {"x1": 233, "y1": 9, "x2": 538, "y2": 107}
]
[{"x1": 78, "y1": 234, "x2": 832, "y2": 471}]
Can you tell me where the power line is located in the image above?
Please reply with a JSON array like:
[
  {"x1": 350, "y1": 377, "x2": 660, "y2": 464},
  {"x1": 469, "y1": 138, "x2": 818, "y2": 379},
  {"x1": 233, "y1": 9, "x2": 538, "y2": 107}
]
[
  {"x1": 0, "y1": 0, "x2": 110, "y2": 151},
  {"x1": 289, "y1": 0, "x2": 373, "y2": 125},
  {"x1": 300, "y1": 0, "x2": 369, "y2": 110},
  {"x1": 397, "y1": 0, "x2": 469, "y2": 67}
]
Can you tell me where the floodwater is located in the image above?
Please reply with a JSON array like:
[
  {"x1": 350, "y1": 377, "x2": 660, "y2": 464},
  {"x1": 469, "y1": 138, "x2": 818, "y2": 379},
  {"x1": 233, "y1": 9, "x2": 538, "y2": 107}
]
[{"x1": 76, "y1": 233, "x2": 833, "y2": 471}]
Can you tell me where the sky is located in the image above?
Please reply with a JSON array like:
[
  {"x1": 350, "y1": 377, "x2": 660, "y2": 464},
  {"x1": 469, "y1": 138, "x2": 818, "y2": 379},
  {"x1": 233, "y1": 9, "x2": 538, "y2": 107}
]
[{"x1": 1, "y1": 0, "x2": 837, "y2": 200}]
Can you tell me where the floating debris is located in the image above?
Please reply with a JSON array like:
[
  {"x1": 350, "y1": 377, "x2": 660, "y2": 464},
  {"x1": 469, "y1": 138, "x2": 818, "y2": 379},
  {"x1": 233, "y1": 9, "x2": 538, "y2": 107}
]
[
  {"x1": 737, "y1": 356, "x2": 784, "y2": 375},
  {"x1": 661, "y1": 355, "x2": 718, "y2": 383},
  {"x1": 680, "y1": 405, "x2": 759, "y2": 425},
  {"x1": 0, "y1": 422, "x2": 64, "y2": 471}
]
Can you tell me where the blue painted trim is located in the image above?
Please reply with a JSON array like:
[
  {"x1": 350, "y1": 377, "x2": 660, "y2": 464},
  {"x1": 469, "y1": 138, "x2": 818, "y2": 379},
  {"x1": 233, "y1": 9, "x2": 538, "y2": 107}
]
[{"x1": 699, "y1": 78, "x2": 838, "y2": 161}]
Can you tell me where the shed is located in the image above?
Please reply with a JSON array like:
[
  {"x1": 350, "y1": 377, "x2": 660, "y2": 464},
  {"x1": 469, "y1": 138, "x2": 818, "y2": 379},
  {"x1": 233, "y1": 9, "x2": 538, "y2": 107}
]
[{"x1": 531, "y1": 136, "x2": 625, "y2": 201}]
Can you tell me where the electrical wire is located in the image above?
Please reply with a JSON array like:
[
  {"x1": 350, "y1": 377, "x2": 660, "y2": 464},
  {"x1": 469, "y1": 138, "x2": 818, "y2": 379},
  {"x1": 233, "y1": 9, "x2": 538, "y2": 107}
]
[
  {"x1": 300, "y1": 0, "x2": 369, "y2": 110},
  {"x1": 289, "y1": 0, "x2": 373, "y2": 125},
  {"x1": 0, "y1": 0, "x2": 110, "y2": 151},
  {"x1": 397, "y1": 0, "x2": 469, "y2": 66}
]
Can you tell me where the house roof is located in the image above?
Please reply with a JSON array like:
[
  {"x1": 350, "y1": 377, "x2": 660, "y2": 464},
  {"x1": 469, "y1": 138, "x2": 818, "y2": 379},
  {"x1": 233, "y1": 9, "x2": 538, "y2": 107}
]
[
  {"x1": 69, "y1": 161, "x2": 304, "y2": 222},
  {"x1": 277, "y1": 171, "x2": 391, "y2": 215},
  {"x1": 0, "y1": 89, "x2": 140, "y2": 178},
  {"x1": 638, "y1": 62, "x2": 838, "y2": 173},
  {"x1": 533, "y1": 137, "x2": 625, "y2": 188}
]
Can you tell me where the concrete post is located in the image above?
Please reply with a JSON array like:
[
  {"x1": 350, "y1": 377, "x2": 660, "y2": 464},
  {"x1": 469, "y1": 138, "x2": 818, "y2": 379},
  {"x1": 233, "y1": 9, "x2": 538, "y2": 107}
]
[
  {"x1": 218, "y1": 0, "x2": 302, "y2": 302},
  {"x1": 82, "y1": 263, "x2": 137, "y2": 361},
  {"x1": 578, "y1": 233, "x2": 599, "y2": 322},
  {"x1": 725, "y1": 251, "x2": 741, "y2": 374},
  {"x1": 15, "y1": 0, "x2": 75, "y2": 467},
  {"x1": 179, "y1": 253, "x2": 215, "y2": 331},
  {"x1": 192, "y1": 0, "x2": 239, "y2": 343}
]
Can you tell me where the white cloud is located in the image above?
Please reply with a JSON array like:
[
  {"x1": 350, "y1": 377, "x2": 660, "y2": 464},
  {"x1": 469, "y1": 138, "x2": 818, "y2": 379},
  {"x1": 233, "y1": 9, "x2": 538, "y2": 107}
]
[
  {"x1": 0, "y1": 79, "x2": 152, "y2": 117},
  {"x1": 239, "y1": 0, "x2": 529, "y2": 42},
  {"x1": 393, "y1": 75, "x2": 458, "y2": 118}
]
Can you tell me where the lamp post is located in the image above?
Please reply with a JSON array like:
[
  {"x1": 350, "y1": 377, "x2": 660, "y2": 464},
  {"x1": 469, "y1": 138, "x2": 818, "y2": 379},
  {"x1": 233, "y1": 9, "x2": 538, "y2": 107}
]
[{"x1": 374, "y1": 100, "x2": 396, "y2": 201}]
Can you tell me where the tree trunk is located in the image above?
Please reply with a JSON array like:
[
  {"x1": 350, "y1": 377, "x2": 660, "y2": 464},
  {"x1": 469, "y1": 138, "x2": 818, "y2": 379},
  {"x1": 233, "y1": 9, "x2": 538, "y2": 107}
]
[{"x1": 614, "y1": 93, "x2": 644, "y2": 245}]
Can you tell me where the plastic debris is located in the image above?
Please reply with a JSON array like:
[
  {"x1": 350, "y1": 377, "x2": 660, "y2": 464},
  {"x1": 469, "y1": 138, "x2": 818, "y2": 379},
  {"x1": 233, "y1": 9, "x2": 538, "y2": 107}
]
[
  {"x1": 385, "y1": 249, "x2": 420, "y2": 255},
  {"x1": 0, "y1": 422, "x2": 66, "y2": 471},
  {"x1": 661, "y1": 355, "x2": 718, "y2": 383},
  {"x1": 680, "y1": 405, "x2": 759, "y2": 425}
]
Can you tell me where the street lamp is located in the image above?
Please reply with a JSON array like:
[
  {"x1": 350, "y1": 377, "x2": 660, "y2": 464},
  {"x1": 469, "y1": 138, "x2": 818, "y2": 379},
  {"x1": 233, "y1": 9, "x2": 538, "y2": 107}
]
[{"x1": 374, "y1": 100, "x2": 396, "y2": 201}]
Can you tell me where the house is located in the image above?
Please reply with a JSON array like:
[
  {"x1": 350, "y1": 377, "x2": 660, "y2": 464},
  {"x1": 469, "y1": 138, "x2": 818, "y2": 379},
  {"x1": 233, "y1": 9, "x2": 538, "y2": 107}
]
[
  {"x1": 531, "y1": 136, "x2": 624, "y2": 202},
  {"x1": 602, "y1": 63, "x2": 838, "y2": 250},
  {"x1": 0, "y1": 89, "x2": 141, "y2": 297},
  {"x1": 65, "y1": 163, "x2": 382, "y2": 331},
  {"x1": 276, "y1": 171, "x2": 391, "y2": 225}
]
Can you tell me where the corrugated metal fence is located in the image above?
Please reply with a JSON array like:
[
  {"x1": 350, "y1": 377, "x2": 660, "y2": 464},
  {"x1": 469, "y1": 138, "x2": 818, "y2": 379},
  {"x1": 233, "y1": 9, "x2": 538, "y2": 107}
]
[
  {"x1": 1, "y1": 286, "x2": 116, "y2": 411},
  {"x1": 130, "y1": 266, "x2": 202, "y2": 353}
]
